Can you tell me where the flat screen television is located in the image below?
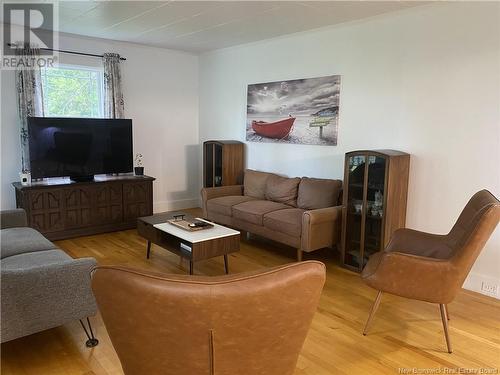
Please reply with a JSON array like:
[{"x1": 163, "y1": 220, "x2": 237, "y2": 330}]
[{"x1": 28, "y1": 117, "x2": 133, "y2": 181}]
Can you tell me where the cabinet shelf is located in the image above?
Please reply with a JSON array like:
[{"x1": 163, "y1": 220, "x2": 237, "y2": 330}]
[
  {"x1": 348, "y1": 183, "x2": 385, "y2": 191},
  {"x1": 349, "y1": 212, "x2": 383, "y2": 220}
]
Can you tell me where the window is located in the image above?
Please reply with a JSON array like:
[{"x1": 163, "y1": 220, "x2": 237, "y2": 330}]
[{"x1": 41, "y1": 65, "x2": 104, "y2": 118}]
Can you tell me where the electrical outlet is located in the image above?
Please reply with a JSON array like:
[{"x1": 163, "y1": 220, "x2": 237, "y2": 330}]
[{"x1": 481, "y1": 281, "x2": 499, "y2": 296}]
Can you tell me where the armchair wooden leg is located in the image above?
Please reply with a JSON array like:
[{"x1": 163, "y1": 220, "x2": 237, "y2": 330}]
[
  {"x1": 363, "y1": 291, "x2": 382, "y2": 336},
  {"x1": 439, "y1": 304, "x2": 453, "y2": 353},
  {"x1": 444, "y1": 304, "x2": 450, "y2": 320},
  {"x1": 297, "y1": 249, "x2": 303, "y2": 262}
]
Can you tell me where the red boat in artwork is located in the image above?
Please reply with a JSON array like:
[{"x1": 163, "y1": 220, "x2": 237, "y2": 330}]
[{"x1": 252, "y1": 117, "x2": 296, "y2": 139}]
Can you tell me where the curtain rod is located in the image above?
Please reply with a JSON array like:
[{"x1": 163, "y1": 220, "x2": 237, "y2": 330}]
[{"x1": 7, "y1": 43, "x2": 126, "y2": 61}]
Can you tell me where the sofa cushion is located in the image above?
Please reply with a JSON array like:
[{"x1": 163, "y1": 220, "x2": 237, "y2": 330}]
[
  {"x1": 207, "y1": 195, "x2": 257, "y2": 216},
  {"x1": 263, "y1": 208, "x2": 305, "y2": 237},
  {"x1": 265, "y1": 175, "x2": 301, "y2": 207},
  {"x1": 297, "y1": 177, "x2": 342, "y2": 210},
  {"x1": 1, "y1": 227, "x2": 57, "y2": 259},
  {"x1": 1, "y1": 249, "x2": 71, "y2": 271},
  {"x1": 232, "y1": 200, "x2": 290, "y2": 226},
  {"x1": 244, "y1": 169, "x2": 275, "y2": 199}
]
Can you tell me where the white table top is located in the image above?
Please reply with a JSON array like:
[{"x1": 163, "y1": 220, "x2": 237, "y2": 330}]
[{"x1": 154, "y1": 218, "x2": 240, "y2": 243}]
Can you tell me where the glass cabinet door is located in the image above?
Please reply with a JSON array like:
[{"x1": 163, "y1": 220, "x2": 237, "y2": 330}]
[
  {"x1": 214, "y1": 143, "x2": 223, "y2": 187},
  {"x1": 204, "y1": 143, "x2": 214, "y2": 187},
  {"x1": 344, "y1": 155, "x2": 366, "y2": 269},
  {"x1": 362, "y1": 155, "x2": 386, "y2": 267}
]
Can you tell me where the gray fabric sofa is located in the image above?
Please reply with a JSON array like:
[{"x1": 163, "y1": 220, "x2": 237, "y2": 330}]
[{"x1": 1, "y1": 209, "x2": 98, "y2": 345}]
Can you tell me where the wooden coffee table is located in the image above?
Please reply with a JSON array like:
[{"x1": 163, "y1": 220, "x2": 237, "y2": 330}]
[{"x1": 137, "y1": 212, "x2": 240, "y2": 275}]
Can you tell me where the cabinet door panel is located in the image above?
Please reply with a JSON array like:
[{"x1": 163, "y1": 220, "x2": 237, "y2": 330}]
[
  {"x1": 214, "y1": 143, "x2": 223, "y2": 187},
  {"x1": 64, "y1": 187, "x2": 93, "y2": 228},
  {"x1": 123, "y1": 182, "x2": 152, "y2": 219},
  {"x1": 31, "y1": 213, "x2": 47, "y2": 232},
  {"x1": 204, "y1": 143, "x2": 214, "y2": 188},
  {"x1": 344, "y1": 155, "x2": 366, "y2": 270},
  {"x1": 363, "y1": 156, "x2": 387, "y2": 264},
  {"x1": 30, "y1": 192, "x2": 45, "y2": 210},
  {"x1": 27, "y1": 190, "x2": 64, "y2": 232},
  {"x1": 92, "y1": 184, "x2": 123, "y2": 225}
]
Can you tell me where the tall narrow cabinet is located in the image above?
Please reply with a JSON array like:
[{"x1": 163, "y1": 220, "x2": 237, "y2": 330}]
[
  {"x1": 341, "y1": 150, "x2": 410, "y2": 272},
  {"x1": 203, "y1": 140, "x2": 244, "y2": 188}
]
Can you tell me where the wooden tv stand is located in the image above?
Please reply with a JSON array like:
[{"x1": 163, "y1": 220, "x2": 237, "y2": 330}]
[{"x1": 13, "y1": 175, "x2": 155, "y2": 241}]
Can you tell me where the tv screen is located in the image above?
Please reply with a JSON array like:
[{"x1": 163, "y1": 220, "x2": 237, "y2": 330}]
[{"x1": 28, "y1": 117, "x2": 133, "y2": 180}]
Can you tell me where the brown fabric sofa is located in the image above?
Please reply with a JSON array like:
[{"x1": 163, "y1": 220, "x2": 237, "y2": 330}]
[{"x1": 201, "y1": 169, "x2": 342, "y2": 261}]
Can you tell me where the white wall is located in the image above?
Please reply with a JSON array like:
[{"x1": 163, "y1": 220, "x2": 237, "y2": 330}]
[
  {"x1": 1, "y1": 29, "x2": 200, "y2": 212},
  {"x1": 199, "y1": 3, "x2": 500, "y2": 297}
]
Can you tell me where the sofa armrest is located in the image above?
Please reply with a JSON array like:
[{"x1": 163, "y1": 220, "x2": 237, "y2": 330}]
[
  {"x1": 0, "y1": 209, "x2": 28, "y2": 229},
  {"x1": 301, "y1": 206, "x2": 342, "y2": 252},
  {"x1": 303, "y1": 206, "x2": 342, "y2": 225},
  {"x1": 201, "y1": 185, "x2": 243, "y2": 217},
  {"x1": 1, "y1": 257, "x2": 98, "y2": 342}
]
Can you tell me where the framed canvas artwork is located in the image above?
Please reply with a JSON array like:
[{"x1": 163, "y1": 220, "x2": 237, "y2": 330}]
[{"x1": 246, "y1": 75, "x2": 341, "y2": 145}]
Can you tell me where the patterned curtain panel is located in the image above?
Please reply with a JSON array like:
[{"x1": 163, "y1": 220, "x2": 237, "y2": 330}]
[
  {"x1": 103, "y1": 53, "x2": 125, "y2": 119},
  {"x1": 15, "y1": 46, "x2": 44, "y2": 172}
]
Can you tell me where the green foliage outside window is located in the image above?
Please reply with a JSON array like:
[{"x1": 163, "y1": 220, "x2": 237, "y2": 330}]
[{"x1": 41, "y1": 66, "x2": 103, "y2": 117}]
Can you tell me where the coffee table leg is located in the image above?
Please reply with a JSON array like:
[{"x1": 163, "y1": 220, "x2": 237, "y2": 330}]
[
  {"x1": 146, "y1": 241, "x2": 152, "y2": 259},
  {"x1": 224, "y1": 254, "x2": 229, "y2": 274},
  {"x1": 189, "y1": 260, "x2": 194, "y2": 275}
]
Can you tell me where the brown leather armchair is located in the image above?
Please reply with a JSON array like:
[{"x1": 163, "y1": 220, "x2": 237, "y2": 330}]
[
  {"x1": 92, "y1": 261, "x2": 326, "y2": 375},
  {"x1": 361, "y1": 190, "x2": 500, "y2": 353}
]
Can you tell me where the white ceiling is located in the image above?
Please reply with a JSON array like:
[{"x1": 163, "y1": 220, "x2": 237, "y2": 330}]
[{"x1": 5, "y1": 1, "x2": 425, "y2": 53}]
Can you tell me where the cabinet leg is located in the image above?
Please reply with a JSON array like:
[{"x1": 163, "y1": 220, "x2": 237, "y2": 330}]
[
  {"x1": 297, "y1": 249, "x2": 303, "y2": 262},
  {"x1": 224, "y1": 254, "x2": 229, "y2": 274},
  {"x1": 146, "y1": 241, "x2": 151, "y2": 259},
  {"x1": 189, "y1": 261, "x2": 194, "y2": 275}
]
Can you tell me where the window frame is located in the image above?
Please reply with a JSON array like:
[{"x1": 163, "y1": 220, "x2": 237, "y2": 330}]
[{"x1": 41, "y1": 63, "x2": 105, "y2": 118}]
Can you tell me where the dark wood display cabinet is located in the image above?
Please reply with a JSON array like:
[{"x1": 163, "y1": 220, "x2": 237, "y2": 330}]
[
  {"x1": 13, "y1": 175, "x2": 155, "y2": 240},
  {"x1": 203, "y1": 140, "x2": 244, "y2": 188},
  {"x1": 341, "y1": 150, "x2": 410, "y2": 272}
]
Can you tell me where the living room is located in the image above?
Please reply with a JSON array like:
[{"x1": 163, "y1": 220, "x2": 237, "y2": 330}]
[{"x1": 1, "y1": 1, "x2": 499, "y2": 374}]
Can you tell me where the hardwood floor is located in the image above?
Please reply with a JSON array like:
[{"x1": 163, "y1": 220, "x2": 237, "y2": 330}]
[{"x1": 2, "y1": 210, "x2": 499, "y2": 374}]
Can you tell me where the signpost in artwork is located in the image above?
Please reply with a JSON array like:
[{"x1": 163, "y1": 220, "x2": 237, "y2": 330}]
[{"x1": 246, "y1": 75, "x2": 341, "y2": 146}]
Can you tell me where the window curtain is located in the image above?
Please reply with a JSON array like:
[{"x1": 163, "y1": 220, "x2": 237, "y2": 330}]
[
  {"x1": 103, "y1": 53, "x2": 125, "y2": 119},
  {"x1": 15, "y1": 46, "x2": 44, "y2": 172}
]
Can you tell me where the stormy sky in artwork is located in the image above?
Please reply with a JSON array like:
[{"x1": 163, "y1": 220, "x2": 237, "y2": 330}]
[{"x1": 247, "y1": 75, "x2": 341, "y2": 116}]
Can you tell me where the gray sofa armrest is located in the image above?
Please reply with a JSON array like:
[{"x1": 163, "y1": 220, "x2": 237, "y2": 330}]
[
  {"x1": 0, "y1": 209, "x2": 28, "y2": 229},
  {"x1": 1, "y1": 257, "x2": 98, "y2": 343}
]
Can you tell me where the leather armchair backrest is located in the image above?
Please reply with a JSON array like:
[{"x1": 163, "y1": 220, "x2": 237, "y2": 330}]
[
  {"x1": 92, "y1": 261, "x2": 326, "y2": 375},
  {"x1": 448, "y1": 190, "x2": 500, "y2": 284}
]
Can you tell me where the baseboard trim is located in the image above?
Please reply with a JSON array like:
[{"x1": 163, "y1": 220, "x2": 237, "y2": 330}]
[
  {"x1": 462, "y1": 272, "x2": 500, "y2": 299},
  {"x1": 153, "y1": 198, "x2": 200, "y2": 213}
]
